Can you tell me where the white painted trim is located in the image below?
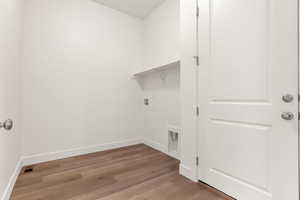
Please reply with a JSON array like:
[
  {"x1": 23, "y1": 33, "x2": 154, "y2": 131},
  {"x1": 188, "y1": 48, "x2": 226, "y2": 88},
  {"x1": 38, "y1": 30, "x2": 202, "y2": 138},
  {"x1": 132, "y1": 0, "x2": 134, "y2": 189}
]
[
  {"x1": 20, "y1": 138, "x2": 181, "y2": 167},
  {"x1": 143, "y1": 139, "x2": 180, "y2": 160},
  {"x1": 21, "y1": 138, "x2": 182, "y2": 166},
  {"x1": 22, "y1": 139, "x2": 143, "y2": 166},
  {"x1": 1, "y1": 159, "x2": 22, "y2": 200},
  {"x1": 2, "y1": 138, "x2": 184, "y2": 200},
  {"x1": 143, "y1": 139, "x2": 168, "y2": 154},
  {"x1": 179, "y1": 164, "x2": 197, "y2": 182}
]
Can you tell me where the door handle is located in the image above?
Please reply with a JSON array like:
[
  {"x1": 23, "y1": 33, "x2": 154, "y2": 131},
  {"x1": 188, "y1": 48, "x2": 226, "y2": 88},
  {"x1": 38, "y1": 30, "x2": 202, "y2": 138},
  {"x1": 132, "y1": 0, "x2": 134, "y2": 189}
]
[
  {"x1": 281, "y1": 112, "x2": 294, "y2": 121},
  {"x1": 282, "y1": 94, "x2": 294, "y2": 103},
  {"x1": 0, "y1": 119, "x2": 13, "y2": 131}
]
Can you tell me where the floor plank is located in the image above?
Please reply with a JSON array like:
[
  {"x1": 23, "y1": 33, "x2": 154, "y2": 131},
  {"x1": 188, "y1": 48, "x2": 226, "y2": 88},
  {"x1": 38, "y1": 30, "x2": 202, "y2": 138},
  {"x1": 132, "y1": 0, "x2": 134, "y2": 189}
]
[{"x1": 11, "y1": 144, "x2": 234, "y2": 200}]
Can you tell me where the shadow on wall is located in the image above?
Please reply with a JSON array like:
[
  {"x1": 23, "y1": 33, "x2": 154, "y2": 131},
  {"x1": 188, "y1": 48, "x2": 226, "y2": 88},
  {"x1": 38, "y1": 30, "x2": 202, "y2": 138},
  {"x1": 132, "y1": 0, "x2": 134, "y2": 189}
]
[
  {"x1": 136, "y1": 66, "x2": 180, "y2": 90},
  {"x1": 136, "y1": 66, "x2": 181, "y2": 159}
]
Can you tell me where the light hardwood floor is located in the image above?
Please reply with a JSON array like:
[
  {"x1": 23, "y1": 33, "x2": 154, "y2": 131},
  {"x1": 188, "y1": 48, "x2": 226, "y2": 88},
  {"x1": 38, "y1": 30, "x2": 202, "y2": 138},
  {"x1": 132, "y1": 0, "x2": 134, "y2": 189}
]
[{"x1": 11, "y1": 144, "x2": 234, "y2": 200}]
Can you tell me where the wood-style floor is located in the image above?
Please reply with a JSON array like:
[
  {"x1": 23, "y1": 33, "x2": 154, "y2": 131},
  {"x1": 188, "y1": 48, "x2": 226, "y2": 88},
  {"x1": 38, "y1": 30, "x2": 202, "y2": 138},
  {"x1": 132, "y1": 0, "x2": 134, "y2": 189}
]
[{"x1": 11, "y1": 144, "x2": 234, "y2": 200}]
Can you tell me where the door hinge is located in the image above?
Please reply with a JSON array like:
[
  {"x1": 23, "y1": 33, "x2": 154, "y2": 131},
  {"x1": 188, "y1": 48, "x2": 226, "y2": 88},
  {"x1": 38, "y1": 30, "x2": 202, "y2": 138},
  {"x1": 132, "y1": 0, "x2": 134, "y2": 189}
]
[
  {"x1": 298, "y1": 94, "x2": 300, "y2": 102},
  {"x1": 196, "y1": 6, "x2": 199, "y2": 17},
  {"x1": 193, "y1": 56, "x2": 200, "y2": 66},
  {"x1": 196, "y1": 156, "x2": 199, "y2": 166},
  {"x1": 196, "y1": 106, "x2": 199, "y2": 116}
]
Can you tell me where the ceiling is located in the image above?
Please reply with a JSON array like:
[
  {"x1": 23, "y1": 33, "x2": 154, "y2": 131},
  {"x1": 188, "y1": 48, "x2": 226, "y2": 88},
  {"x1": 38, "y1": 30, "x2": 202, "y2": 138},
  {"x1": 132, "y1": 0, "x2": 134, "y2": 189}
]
[{"x1": 93, "y1": 0, "x2": 165, "y2": 19}]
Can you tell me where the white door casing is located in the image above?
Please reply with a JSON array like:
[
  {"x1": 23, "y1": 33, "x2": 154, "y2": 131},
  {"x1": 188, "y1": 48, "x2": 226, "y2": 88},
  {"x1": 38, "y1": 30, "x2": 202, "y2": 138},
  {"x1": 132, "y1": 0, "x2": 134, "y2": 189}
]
[{"x1": 197, "y1": 0, "x2": 299, "y2": 199}]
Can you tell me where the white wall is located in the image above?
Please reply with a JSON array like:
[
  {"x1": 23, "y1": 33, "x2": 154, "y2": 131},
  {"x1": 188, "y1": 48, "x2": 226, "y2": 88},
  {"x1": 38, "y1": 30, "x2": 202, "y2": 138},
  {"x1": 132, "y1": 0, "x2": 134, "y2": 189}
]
[
  {"x1": 21, "y1": 0, "x2": 144, "y2": 158},
  {"x1": 142, "y1": 0, "x2": 180, "y2": 69},
  {"x1": 0, "y1": 0, "x2": 23, "y2": 198},
  {"x1": 141, "y1": 0, "x2": 180, "y2": 158}
]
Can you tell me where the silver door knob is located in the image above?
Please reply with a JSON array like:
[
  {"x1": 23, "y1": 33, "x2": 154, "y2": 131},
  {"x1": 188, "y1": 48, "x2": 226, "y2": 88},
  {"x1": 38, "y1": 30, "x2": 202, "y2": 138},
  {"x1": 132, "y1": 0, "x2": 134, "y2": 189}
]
[
  {"x1": 0, "y1": 119, "x2": 13, "y2": 131},
  {"x1": 281, "y1": 112, "x2": 294, "y2": 120},
  {"x1": 282, "y1": 94, "x2": 294, "y2": 103}
]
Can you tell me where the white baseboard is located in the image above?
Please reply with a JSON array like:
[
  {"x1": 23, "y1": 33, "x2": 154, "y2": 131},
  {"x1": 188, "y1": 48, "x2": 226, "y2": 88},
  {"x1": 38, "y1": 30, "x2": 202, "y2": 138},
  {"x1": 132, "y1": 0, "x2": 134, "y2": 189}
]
[
  {"x1": 179, "y1": 164, "x2": 197, "y2": 182},
  {"x1": 143, "y1": 139, "x2": 180, "y2": 160},
  {"x1": 21, "y1": 138, "x2": 179, "y2": 167},
  {"x1": 143, "y1": 139, "x2": 168, "y2": 154},
  {"x1": 143, "y1": 140, "x2": 197, "y2": 182},
  {"x1": 22, "y1": 138, "x2": 143, "y2": 166},
  {"x1": 1, "y1": 159, "x2": 22, "y2": 200},
  {"x1": 140, "y1": 141, "x2": 193, "y2": 182},
  {"x1": 2, "y1": 138, "x2": 184, "y2": 200}
]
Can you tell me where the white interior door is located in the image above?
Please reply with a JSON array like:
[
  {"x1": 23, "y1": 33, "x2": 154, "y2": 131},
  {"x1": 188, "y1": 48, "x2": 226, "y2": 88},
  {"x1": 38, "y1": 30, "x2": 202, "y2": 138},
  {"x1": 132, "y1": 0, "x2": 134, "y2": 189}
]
[{"x1": 197, "y1": 0, "x2": 299, "y2": 199}]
